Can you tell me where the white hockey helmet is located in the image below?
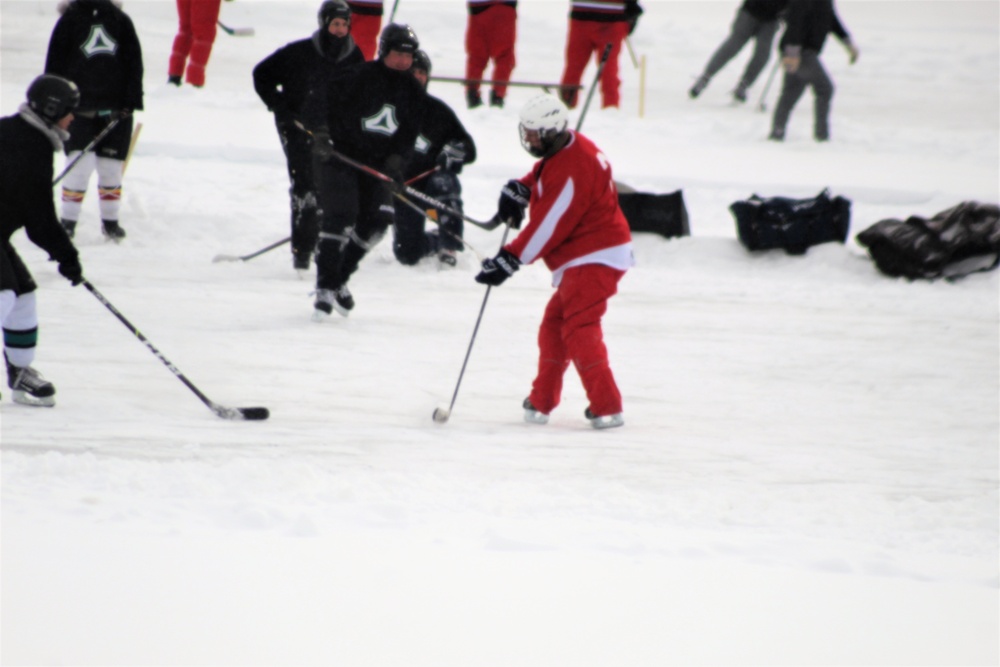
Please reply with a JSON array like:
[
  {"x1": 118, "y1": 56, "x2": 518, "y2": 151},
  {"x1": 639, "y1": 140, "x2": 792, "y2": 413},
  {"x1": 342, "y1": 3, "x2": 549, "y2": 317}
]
[{"x1": 518, "y1": 94, "x2": 569, "y2": 158}]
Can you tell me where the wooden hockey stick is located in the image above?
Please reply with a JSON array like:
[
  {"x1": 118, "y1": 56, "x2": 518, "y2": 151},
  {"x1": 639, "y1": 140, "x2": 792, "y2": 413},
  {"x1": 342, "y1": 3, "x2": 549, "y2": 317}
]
[{"x1": 122, "y1": 121, "x2": 142, "y2": 175}]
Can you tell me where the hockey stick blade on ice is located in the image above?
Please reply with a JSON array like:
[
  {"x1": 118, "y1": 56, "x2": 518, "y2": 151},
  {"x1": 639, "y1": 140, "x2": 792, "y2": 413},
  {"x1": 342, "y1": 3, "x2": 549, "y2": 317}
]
[
  {"x1": 213, "y1": 236, "x2": 291, "y2": 263},
  {"x1": 218, "y1": 20, "x2": 254, "y2": 36},
  {"x1": 83, "y1": 280, "x2": 269, "y2": 420}
]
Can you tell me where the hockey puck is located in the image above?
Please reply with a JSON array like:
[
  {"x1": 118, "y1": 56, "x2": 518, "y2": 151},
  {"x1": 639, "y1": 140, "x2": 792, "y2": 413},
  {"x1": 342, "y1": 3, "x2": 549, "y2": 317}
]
[{"x1": 432, "y1": 406, "x2": 450, "y2": 423}]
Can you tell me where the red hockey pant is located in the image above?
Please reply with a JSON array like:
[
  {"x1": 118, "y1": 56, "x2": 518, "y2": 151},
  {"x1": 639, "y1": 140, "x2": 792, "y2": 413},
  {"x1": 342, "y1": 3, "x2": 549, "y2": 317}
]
[
  {"x1": 351, "y1": 14, "x2": 382, "y2": 61},
  {"x1": 529, "y1": 264, "x2": 624, "y2": 417},
  {"x1": 465, "y1": 5, "x2": 517, "y2": 98},
  {"x1": 168, "y1": 0, "x2": 222, "y2": 87},
  {"x1": 560, "y1": 19, "x2": 628, "y2": 109}
]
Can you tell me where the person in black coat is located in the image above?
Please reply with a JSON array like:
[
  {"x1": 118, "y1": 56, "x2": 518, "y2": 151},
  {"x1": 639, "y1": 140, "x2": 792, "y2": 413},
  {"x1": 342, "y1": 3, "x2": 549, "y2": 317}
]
[
  {"x1": 306, "y1": 23, "x2": 427, "y2": 320},
  {"x1": 689, "y1": 0, "x2": 788, "y2": 103},
  {"x1": 45, "y1": 0, "x2": 144, "y2": 241},
  {"x1": 393, "y1": 50, "x2": 477, "y2": 268},
  {"x1": 0, "y1": 75, "x2": 85, "y2": 406},
  {"x1": 769, "y1": 0, "x2": 858, "y2": 142},
  {"x1": 253, "y1": 0, "x2": 365, "y2": 272}
]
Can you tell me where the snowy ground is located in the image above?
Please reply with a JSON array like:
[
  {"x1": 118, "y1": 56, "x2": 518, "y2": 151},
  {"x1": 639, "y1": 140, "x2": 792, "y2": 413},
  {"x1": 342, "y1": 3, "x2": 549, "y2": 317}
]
[{"x1": 1, "y1": 1, "x2": 998, "y2": 665}]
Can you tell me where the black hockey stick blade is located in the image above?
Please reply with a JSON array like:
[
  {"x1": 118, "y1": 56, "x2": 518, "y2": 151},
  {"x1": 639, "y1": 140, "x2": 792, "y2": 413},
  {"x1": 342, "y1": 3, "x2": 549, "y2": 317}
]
[
  {"x1": 218, "y1": 20, "x2": 254, "y2": 36},
  {"x1": 213, "y1": 404, "x2": 270, "y2": 421}
]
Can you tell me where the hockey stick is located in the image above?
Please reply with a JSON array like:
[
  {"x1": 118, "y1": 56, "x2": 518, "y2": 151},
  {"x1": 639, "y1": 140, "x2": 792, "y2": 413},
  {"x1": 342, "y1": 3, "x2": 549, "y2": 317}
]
[
  {"x1": 429, "y1": 76, "x2": 583, "y2": 92},
  {"x1": 217, "y1": 20, "x2": 254, "y2": 37},
  {"x1": 392, "y1": 191, "x2": 483, "y2": 260},
  {"x1": 293, "y1": 120, "x2": 501, "y2": 231},
  {"x1": 756, "y1": 59, "x2": 780, "y2": 112},
  {"x1": 83, "y1": 280, "x2": 269, "y2": 420},
  {"x1": 624, "y1": 36, "x2": 639, "y2": 69},
  {"x1": 575, "y1": 42, "x2": 613, "y2": 132},
  {"x1": 387, "y1": 0, "x2": 401, "y2": 24},
  {"x1": 52, "y1": 112, "x2": 128, "y2": 186},
  {"x1": 212, "y1": 236, "x2": 291, "y2": 263},
  {"x1": 122, "y1": 121, "x2": 142, "y2": 176},
  {"x1": 432, "y1": 223, "x2": 512, "y2": 424}
]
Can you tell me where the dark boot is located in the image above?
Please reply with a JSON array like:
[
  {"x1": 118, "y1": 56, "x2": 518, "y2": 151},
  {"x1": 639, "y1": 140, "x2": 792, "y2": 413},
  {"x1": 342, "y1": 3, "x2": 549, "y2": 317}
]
[{"x1": 102, "y1": 219, "x2": 126, "y2": 242}]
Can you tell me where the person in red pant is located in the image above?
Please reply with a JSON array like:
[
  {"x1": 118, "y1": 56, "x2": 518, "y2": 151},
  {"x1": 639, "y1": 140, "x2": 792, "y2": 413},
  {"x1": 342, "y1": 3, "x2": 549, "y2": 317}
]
[
  {"x1": 464, "y1": 0, "x2": 517, "y2": 109},
  {"x1": 167, "y1": 0, "x2": 222, "y2": 87},
  {"x1": 347, "y1": 0, "x2": 383, "y2": 60},
  {"x1": 559, "y1": 0, "x2": 642, "y2": 109},
  {"x1": 475, "y1": 94, "x2": 633, "y2": 429}
]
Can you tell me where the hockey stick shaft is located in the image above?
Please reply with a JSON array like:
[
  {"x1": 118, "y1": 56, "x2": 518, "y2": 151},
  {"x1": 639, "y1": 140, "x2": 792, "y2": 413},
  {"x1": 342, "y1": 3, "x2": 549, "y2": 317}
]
[
  {"x1": 624, "y1": 36, "x2": 639, "y2": 69},
  {"x1": 392, "y1": 191, "x2": 483, "y2": 260},
  {"x1": 429, "y1": 76, "x2": 582, "y2": 90},
  {"x1": 122, "y1": 121, "x2": 142, "y2": 176},
  {"x1": 444, "y1": 224, "x2": 512, "y2": 416},
  {"x1": 83, "y1": 280, "x2": 269, "y2": 420},
  {"x1": 575, "y1": 43, "x2": 613, "y2": 132},
  {"x1": 217, "y1": 20, "x2": 254, "y2": 36},
  {"x1": 756, "y1": 59, "x2": 780, "y2": 112},
  {"x1": 212, "y1": 236, "x2": 290, "y2": 263},
  {"x1": 388, "y1": 0, "x2": 401, "y2": 24},
  {"x1": 52, "y1": 113, "x2": 127, "y2": 186}
]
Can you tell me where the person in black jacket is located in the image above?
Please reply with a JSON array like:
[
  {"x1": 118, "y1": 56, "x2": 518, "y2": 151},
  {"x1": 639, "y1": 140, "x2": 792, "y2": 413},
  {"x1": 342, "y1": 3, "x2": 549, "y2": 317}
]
[
  {"x1": 689, "y1": 0, "x2": 788, "y2": 103},
  {"x1": 306, "y1": 23, "x2": 427, "y2": 320},
  {"x1": 393, "y1": 50, "x2": 477, "y2": 268},
  {"x1": 769, "y1": 0, "x2": 858, "y2": 142},
  {"x1": 0, "y1": 75, "x2": 85, "y2": 407},
  {"x1": 45, "y1": 0, "x2": 144, "y2": 242},
  {"x1": 253, "y1": 0, "x2": 365, "y2": 273}
]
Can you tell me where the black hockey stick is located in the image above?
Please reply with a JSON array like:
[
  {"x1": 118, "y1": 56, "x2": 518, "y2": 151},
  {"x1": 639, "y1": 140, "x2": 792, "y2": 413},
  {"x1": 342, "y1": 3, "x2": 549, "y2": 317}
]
[
  {"x1": 432, "y1": 224, "x2": 512, "y2": 424},
  {"x1": 575, "y1": 42, "x2": 613, "y2": 132},
  {"x1": 392, "y1": 191, "x2": 483, "y2": 260},
  {"x1": 218, "y1": 20, "x2": 254, "y2": 36},
  {"x1": 52, "y1": 112, "x2": 128, "y2": 186},
  {"x1": 83, "y1": 280, "x2": 269, "y2": 420},
  {"x1": 429, "y1": 76, "x2": 582, "y2": 92},
  {"x1": 212, "y1": 236, "x2": 290, "y2": 263},
  {"x1": 293, "y1": 120, "x2": 502, "y2": 231},
  {"x1": 756, "y1": 59, "x2": 780, "y2": 112}
]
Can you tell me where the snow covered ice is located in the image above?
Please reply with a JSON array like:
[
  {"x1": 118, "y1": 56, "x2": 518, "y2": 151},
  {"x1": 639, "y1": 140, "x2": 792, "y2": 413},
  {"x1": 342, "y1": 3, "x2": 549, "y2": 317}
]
[{"x1": 1, "y1": 1, "x2": 997, "y2": 665}]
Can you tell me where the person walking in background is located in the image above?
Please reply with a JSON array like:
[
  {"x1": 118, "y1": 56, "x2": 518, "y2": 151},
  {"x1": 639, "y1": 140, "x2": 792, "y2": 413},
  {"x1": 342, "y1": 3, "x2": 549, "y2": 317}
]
[
  {"x1": 346, "y1": 0, "x2": 383, "y2": 60},
  {"x1": 253, "y1": 0, "x2": 364, "y2": 273},
  {"x1": 559, "y1": 0, "x2": 642, "y2": 110},
  {"x1": 306, "y1": 24, "x2": 427, "y2": 320},
  {"x1": 464, "y1": 0, "x2": 517, "y2": 109},
  {"x1": 393, "y1": 50, "x2": 477, "y2": 268},
  {"x1": 474, "y1": 94, "x2": 633, "y2": 429},
  {"x1": 167, "y1": 0, "x2": 222, "y2": 87},
  {"x1": 46, "y1": 0, "x2": 144, "y2": 242},
  {"x1": 769, "y1": 0, "x2": 858, "y2": 142},
  {"x1": 689, "y1": 0, "x2": 788, "y2": 103},
  {"x1": 0, "y1": 75, "x2": 86, "y2": 407}
]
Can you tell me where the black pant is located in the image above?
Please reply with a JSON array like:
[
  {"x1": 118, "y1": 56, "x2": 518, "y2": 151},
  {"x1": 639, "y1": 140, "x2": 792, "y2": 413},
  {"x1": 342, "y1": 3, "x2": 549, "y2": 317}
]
[
  {"x1": 65, "y1": 112, "x2": 133, "y2": 159},
  {"x1": 771, "y1": 50, "x2": 834, "y2": 139},
  {"x1": 277, "y1": 120, "x2": 319, "y2": 261},
  {"x1": 313, "y1": 157, "x2": 394, "y2": 290},
  {"x1": 392, "y1": 170, "x2": 464, "y2": 265}
]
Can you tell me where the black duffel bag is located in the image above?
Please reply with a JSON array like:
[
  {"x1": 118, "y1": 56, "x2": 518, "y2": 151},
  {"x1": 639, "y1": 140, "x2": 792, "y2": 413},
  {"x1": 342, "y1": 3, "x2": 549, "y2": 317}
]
[{"x1": 730, "y1": 188, "x2": 851, "y2": 255}]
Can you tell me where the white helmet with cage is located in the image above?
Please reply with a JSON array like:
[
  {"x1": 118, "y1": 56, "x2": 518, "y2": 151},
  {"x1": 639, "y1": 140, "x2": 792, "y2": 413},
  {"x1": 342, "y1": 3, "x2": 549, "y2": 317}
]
[{"x1": 518, "y1": 94, "x2": 570, "y2": 158}]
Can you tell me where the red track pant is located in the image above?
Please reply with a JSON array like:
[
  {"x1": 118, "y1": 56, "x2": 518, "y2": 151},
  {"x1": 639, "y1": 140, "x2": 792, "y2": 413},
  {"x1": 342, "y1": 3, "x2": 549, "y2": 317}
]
[
  {"x1": 351, "y1": 14, "x2": 382, "y2": 61},
  {"x1": 528, "y1": 264, "x2": 625, "y2": 418},
  {"x1": 465, "y1": 5, "x2": 517, "y2": 99},
  {"x1": 168, "y1": 0, "x2": 222, "y2": 87},
  {"x1": 559, "y1": 19, "x2": 628, "y2": 109}
]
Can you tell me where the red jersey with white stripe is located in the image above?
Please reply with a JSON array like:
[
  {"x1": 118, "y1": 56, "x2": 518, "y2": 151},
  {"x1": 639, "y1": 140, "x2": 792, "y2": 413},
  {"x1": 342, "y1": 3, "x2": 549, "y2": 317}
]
[{"x1": 506, "y1": 131, "x2": 633, "y2": 285}]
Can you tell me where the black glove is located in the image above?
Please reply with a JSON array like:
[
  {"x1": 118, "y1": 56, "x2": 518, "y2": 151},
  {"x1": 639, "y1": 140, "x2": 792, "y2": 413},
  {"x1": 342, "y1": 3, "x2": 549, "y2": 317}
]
[
  {"x1": 625, "y1": 2, "x2": 643, "y2": 35},
  {"x1": 58, "y1": 255, "x2": 84, "y2": 286},
  {"x1": 475, "y1": 248, "x2": 520, "y2": 286},
  {"x1": 311, "y1": 129, "x2": 335, "y2": 163},
  {"x1": 498, "y1": 179, "x2": 530, "y2": 229},
  {"x1": 436, "y1": 141, "x2": 466, "y2": 174},
  {"x1": 383, "y1": 154, "x2": 405, "y2": 193}
]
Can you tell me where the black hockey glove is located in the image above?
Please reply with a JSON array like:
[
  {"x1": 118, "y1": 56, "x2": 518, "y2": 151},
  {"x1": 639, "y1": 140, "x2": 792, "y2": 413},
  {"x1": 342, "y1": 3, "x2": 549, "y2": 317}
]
[
  {"x1": 58, "y1": 255, "x2": 84, "y2": 286},
  {"x1": 311, "y1": 129, "x2": 335, "y2": 163},
  {"x1": 498, "y1": 179, "x2": 530, "y2": 229},
  {"x1": 436, "y1": 141, "x2": 466, "y2": 174},
  {"x1": 383, "y1": 154, "x2": 405, "y2": 193},
  {"x1": 475, "y1": 248, "x2": 520, "y2": 286}
]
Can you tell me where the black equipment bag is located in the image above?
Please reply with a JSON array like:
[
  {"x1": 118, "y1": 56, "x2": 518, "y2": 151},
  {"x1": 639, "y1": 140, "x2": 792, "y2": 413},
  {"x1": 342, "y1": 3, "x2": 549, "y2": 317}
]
[
  {"x1": 617, "y1": 190, "x2": 690, "y2": 239},
  {"x1": 856, "y1": 201, "x2": 1000, "y2": 280},
  {"x1": 730, "y1": 188, "x2": 851, "y2": 255}
]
